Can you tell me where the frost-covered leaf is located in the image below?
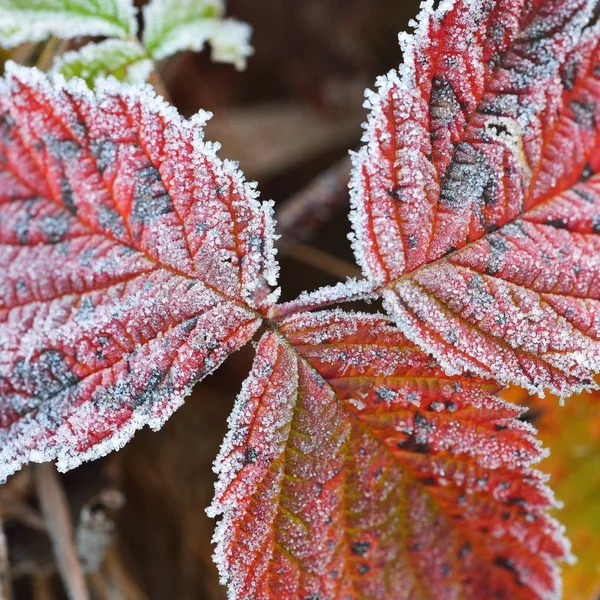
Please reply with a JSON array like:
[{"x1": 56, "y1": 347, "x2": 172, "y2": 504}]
[
  {"x1": 0, "y1": 0, "x2": 136, "y2": 47},
  {"x1": 0, "y1": 63, "x2": 278, "y2": 480},
  {"x1": 209, "y1": 310, "x2": 569, "y2": 600},
  {"x1": 350, "y1": 0, "x2": 600, "y2": 396},
  {"x1": 53, "y1": 40, "x2": 153, "y2": 87},
  {"x1": 0, "y1": 16, "x2": 19, "y2": 40},
  {"x1": 142, "y1": 0, "x2": 252, "y2": 69}
]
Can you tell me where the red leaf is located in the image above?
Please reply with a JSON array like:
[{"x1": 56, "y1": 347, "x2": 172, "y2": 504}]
[
  {"x1": 350, "y1": 0, "x2": 600, "y2": 395},
  {"x1": 0, "y1": 65, "x2": 278, "y2": 479},
  {"x1": 209, "y1": 311, "x2": 569, "y2": 600}
]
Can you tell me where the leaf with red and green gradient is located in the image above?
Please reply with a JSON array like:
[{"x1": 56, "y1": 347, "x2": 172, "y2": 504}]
[
  {"x1": 0, "y1": 63, "x2": 278, "y2": 480},
  {"x1": 350, "y1": 0, "x2": 600, "y2": 396},
  {"x1": 209, "y1": 310, "x2": 569, "y2": 600}
]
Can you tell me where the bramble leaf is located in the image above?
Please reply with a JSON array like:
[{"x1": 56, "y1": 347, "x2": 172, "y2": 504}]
[
  {"x1": 209, "y1": 310, "x2": 569, "y2": 600},
  {"x1": 0, "y1": 63, "x2": 278, "y2": 480},
  {"x1": 0, "y1": 0, "x2": 136, "y2": 47},
  {"x1": 350, "y1": 0, "x2": 600, "y2": 396},
  {"x1": 52, "y1": 40, "x2": 153, "y2": 87},
  {"x1": 142, "y1": 0, "x2": 253, "y2": 69}
]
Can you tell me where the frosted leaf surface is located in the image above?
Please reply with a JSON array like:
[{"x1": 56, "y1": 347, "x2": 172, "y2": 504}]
[
  {"x1": 53, "y1": 40, "x2": 153, "y2": 87},
  {"x1": 142, "y1": 0, "x2": 253, "y2": 68},
  {"x1": 0, "y1": 0, "x2": 136, "y2": 46},
  {"x1": 0, "y1": 64, "x2": 278, "y2": 480},
  {"x1": 209, "y1": 310, "x2": 569, "y2": 600},
  {"x1": 350, "y1": 0, "x2": 600, "y2": 396}
]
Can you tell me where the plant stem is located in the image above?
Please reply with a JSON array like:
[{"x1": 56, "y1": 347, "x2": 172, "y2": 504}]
[
  {"x1": 0, "y1": 517, "x2": 12, "y2": 600},
  {"x1": 286, "y1": 242, "x2": 361, "y2": 279},
  {"x1": 275, "y1": 155, "x2": 351, "y2": 249},
  {"x1": 34, "y1": 464, "x2": 90, "y2": 600}
]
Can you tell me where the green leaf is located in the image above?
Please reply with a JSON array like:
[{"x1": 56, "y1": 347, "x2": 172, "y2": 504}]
[
  {"x1": 0, "y1": 0, "x2": 136, "y2": 47},
  {"x1": 142, "y1": 0, "x2": 252, "y2": 69},
  {"x1": 53, "y1": 40, "x2": 152, "y2": 87}
]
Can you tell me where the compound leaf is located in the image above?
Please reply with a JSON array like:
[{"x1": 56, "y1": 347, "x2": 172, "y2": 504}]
[
  {"x1": 0, "y1": 0, "x2": 136, "y2": 46},
  {"x1": 209, "y1": 310, "x2": 569, "y2": 600},
  {"x1": 350, "y1": 0, "x2": 600, "y2": 396},
  {"x1": 142, "y1": 0, "x2": 252, "y2": 69},
  {"x1": 52, "y1": 40, "x2": 153, "y2": 87},
  {"x1": 0, "y1": 63, "x2": 278, "y2": 480}
]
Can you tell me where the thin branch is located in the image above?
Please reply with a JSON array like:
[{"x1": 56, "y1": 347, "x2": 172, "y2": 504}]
[
  {"x1": 286, "y1": 242, "x2": 361, "y2": 280},
  {"x1": 275, "y1": 155, "x2": 352, "y2": 249},
  {"x1": 35, "y1": 38, "x2": 70, "y2": 72},
  {"x1": 0, "y1": 497, "x2": 46, "y2": 532},
  {"x1": 34, "y1": 464, "x2": 90, "y2": 600},
  {"x1": 32, "y1": 575, "x2": 54, "y2": 600},
  {"x1": 0, "y1": 517, "x2": 12, "y2": 600}
]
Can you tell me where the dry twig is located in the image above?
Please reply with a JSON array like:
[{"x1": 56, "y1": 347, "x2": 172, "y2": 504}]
[
  {"x1": 34, "y1": 464, "x2": 89, "y2": 600},
  {"x1": 275, "y1": 155, "x2": 351, "y2": 248},
  {"x1": 0, "y1": 517, "x2": 12, "y2": 600}
]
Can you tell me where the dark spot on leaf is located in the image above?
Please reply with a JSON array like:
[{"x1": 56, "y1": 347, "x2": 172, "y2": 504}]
[
  {"x1": 419, "y1": 477, "x2": 437, "y2": 486},
  {"x1": 89, "y1": 138, "x2": 117, "y2": 173},
  {"x1": 44, "y1": 136, "x2": 81, "y2": 160},
  {"x1": 244, "y1": 447, "x2": 258, "y2": 465},
  {"x1": 414, "y1": 411, "x2": 427, "y2": 427},
  {"x1": 351, "y1": 541, "x2": 370, "y2": 556},
  {"x1": 15, "y1": 214, "x2": 30, "y2": 244},
  {"x1": 458, "y1": 542, "x2": 472, "y2": 560},
  {"x1": 545, "y1": 218, "x2": 567, "y2": 229},
  {"x1": 76, "y1": 297, "x2": 95, "y2": 322},
  {"x1": 579, "y1": 163, "x2": 594, "y2": 181},
  {"x1": 487, "y1": 122, "x2": 508, "y2": 137},
  {"x1": 376, "y1": 386, "x2": 396, "y2": 401},
  {"x1": 134, "y1": 369, "x2": 169, "y2": 407},
  {"x1": 445, "y1": 328, "x2": 459, "y2": 344},
  {"x1": 570, "y1": 99, "x2": 596, "y2": 129},
  {"x1": 61, "y1": 178, "x2": 77, "y2": 215},
  {"x1": 561, "y1": 59, "x2": 578, "y2": 90},
  {"x1": 131, "y1": 165, "x2": 173, "y2": 224},
  {"x1": 493, "y1": 556, "x2": 521, "y2": 583},
  {"x1": 41, "y1": 213, "x2": 70, "y2": 243},
  {"x1": 97, "y1": 205, "x2": 125, "y2": 236},
  {"x1": 505, "y1": 496, "x2": 527, "y2": 508},
  {"x1": 573, "y1": 187, "x2": 596, "y2": 205},
  {"x1": 180, "y1": 316, "x2": 200, "y2": 334},
  {"x1": 446, "y1": 401, "x2": 457, "y2": 412},
  {"x1": 357, "y1": 564, "x2": 370, "y2": 575},
  {"x1": 486, "y1": 235, "x2": 509, "y2": 275},
  {"x1": 441, "y1": 142, "x2": 493, "y2": 209},
  {"x1": 388, "y1": 185, "x2": 408, "y2": 202},
  {"x1": 430, "y1": 75, "x2": 461, "y2": 122}
]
